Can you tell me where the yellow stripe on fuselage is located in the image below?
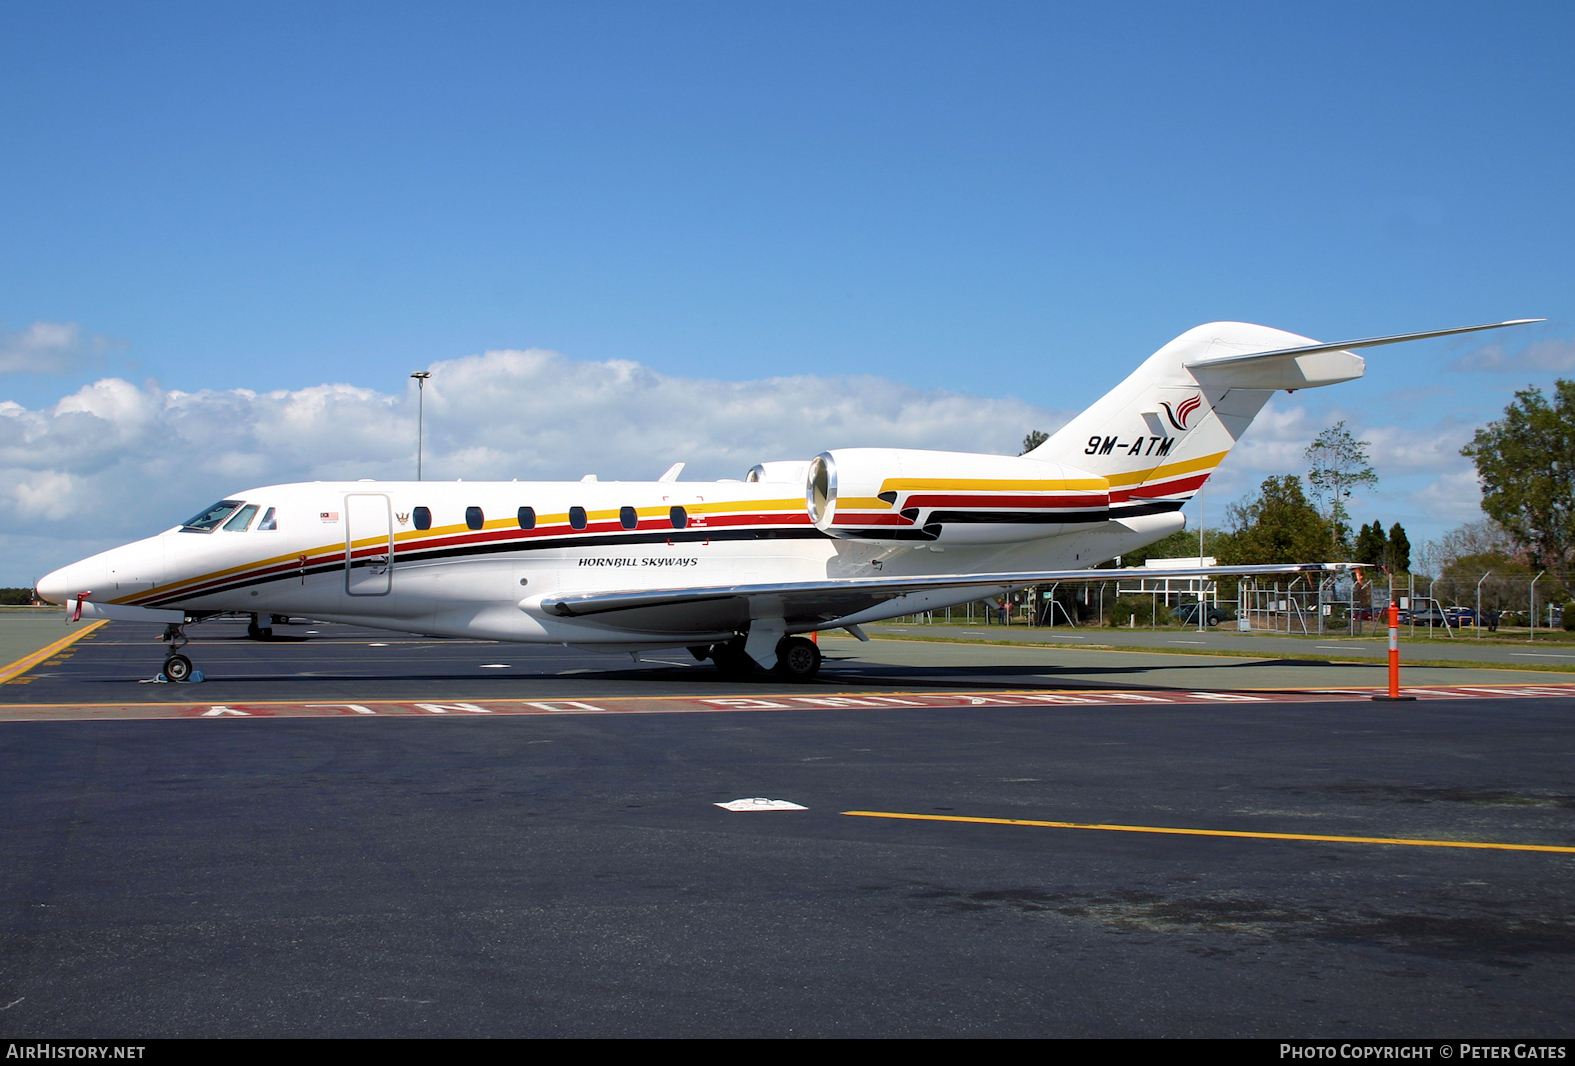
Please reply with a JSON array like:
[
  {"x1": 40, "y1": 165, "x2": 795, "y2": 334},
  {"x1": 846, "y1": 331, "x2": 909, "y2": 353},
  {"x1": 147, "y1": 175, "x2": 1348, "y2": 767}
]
[
  {"x1": 120, "y1": 496, "x2": 815, "y2": 605},
  {"x1": 878, "y1": 478, "x2": 1109, "y2": 493},
  {"x1": 1103, "y1": 450, "x2": 1228, "y2": 488}
]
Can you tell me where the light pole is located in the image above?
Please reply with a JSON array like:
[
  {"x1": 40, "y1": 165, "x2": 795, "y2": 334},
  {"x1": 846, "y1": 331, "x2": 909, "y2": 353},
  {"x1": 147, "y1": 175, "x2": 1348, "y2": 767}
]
[
  {"x1": 411, "y1": 371, "x2": 431, "y2": 480},
  {"x1": 1197, "y1": 483, "x2": 1206, "y2": 633},
  {"x1": 1475, "y1": 571, "x2": 1492, "y2": 640}
]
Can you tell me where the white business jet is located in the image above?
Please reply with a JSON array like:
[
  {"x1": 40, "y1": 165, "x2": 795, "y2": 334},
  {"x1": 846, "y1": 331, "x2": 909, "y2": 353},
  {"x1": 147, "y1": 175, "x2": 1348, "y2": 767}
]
[{"x1": 36, "y1": 318, "x2": 1537, "y2": 682}]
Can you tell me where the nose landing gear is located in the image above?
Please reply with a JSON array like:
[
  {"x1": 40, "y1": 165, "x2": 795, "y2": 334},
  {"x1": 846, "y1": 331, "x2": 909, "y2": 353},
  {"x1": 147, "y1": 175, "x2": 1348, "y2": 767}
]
[{"x1": 159, "y1": 623, "x2": 203, "y2": 683}]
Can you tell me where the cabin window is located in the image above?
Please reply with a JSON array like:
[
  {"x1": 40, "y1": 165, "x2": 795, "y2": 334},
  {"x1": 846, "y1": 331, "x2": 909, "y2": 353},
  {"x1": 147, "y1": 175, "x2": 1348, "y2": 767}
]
[
  {"x1": 518, "y1": 506, "x2": 536, "y2": 530},
  {"x1": 257, "y1": 507, "x2": 277, "y2": 531},
  {"x1": 413, "y1": 506, "x2": 431, "y2": 530},
  {"x1": 180, "y1": 500, "x2": 243, "y2": 533},
  {"x1": 670, "y1": 506, "x2": 688, "y2": 529},
  {"x1": 620, "y1": 506, "x2": 638, "y2": 530},
  {"x1": 466, "y1": 506, "x2": 485, "y2": 531},
  {"x1": 569, "y1": 506, "x2": 587, "y2": 530},
  {"x1": 222, "y1": 504, "x2": 260, "y2": 532}
]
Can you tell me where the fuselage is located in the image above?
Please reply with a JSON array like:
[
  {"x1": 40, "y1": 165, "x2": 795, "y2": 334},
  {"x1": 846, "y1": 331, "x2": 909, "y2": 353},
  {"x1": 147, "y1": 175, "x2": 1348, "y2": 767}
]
[{"x1": 35, "y1": 473, "x2": 1182, "y2": 646}]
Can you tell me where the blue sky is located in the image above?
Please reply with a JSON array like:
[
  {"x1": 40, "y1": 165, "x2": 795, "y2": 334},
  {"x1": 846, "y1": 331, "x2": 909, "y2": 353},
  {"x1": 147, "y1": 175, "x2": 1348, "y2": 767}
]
[{"x1": 1, "y1": 2, "x2": 1572, "y2": 581}]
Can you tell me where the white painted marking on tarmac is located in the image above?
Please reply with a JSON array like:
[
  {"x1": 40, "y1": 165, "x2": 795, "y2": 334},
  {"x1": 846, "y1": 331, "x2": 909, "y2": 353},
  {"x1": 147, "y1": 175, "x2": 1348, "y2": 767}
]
[
  {"x1": 202, "y1": 706, "x2": 250, "y2": 716},
  {"x1": 1169, "y1": 640, "x2": 1204, "y2": 644},
  {"x1": 1104, "y1": 692, "x2": 1172, "y2": 702},
  {"x1": 414, "y1": 702, "x2": 493, "y2": 714},
  {"x1": 1456, "y1": 687, "x2": 1566, "y2": 697},
  {"x1": 1188, "y1": 692, "x2": 1269, "y2": 701},
  {"x1": 479, "y1": 664, "x2": 512, "y2": 668},
  {"x1": 305, "y1": 703, "x2": 377, "y2": 715},
  {"x1": 704, "y1": 698, "x2": 790, "y2": 709},
  {"x1": 368, "y1": 643, "x2": 389, "y2": 646},
  {"x1": 522, "y1": 700, "x2": 603, "y2": 713},
  {"x1": 1512, "y1": 652, "x2": 1575, "y2": 658},
  {"x1": 715, "y1": 798, "x2": 807, "y2": 812}
]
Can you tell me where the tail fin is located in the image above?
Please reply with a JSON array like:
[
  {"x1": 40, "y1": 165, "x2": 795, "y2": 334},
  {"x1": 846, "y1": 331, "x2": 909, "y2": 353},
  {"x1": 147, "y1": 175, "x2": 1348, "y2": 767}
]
[{"x1": 1027, "y1": 322, "x2": 1364, "y2": 515}]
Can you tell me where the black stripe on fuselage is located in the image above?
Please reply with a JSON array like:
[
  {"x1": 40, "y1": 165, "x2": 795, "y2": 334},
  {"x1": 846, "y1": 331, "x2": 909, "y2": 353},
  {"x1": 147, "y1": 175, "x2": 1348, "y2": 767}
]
[{"x1": 142, "y1": 526, "x2": 831, "y2": 606}]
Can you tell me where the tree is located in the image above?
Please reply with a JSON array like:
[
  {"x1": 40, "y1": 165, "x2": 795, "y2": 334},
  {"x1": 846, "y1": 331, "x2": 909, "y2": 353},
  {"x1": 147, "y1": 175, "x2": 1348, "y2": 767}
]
[
  {"x1": 1384, "y1": 522, "x2": 1411, "y2": 574},
  {"x1": 1123, "y1": 527, "x2": 1230, "y2": 566},
  {"x1": 1217, "y1": 476, "x2": 1337, "y2": 565},
  {"x1": 1461, "y1": 382, "x2": 1575, "y2": 596},
  {"x1": 1353, "y1": 521, "x2": 1386, "y2": 565},
  {"x1": 1305, "y1": 421, "x2": 1378, "y2": 549},
  {"x1": 1416, "y1": 519, "x2": 1520, "y2": 580},
  {"x1": 1020, "y1": 430, "x2": 1049, "y2": 455}
]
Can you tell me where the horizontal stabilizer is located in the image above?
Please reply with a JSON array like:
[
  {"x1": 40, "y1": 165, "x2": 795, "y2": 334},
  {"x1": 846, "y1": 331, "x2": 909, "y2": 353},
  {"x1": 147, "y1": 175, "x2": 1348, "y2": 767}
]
[{"x1": 1183, "y1": 319, "x2": 1542, "y2": 369}]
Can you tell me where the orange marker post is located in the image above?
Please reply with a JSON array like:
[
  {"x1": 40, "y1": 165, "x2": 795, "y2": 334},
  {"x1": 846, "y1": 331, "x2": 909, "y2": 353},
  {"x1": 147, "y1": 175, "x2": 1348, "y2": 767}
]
[{"x1": 1372, "y1": 600, "x2": 1416, "y2": 702}]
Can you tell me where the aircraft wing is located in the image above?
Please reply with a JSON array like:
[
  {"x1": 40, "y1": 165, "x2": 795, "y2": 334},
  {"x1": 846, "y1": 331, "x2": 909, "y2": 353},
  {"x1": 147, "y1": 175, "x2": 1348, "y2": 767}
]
[{"x1": 537, "y1": 561, "x2": 1361, "y2": 638}]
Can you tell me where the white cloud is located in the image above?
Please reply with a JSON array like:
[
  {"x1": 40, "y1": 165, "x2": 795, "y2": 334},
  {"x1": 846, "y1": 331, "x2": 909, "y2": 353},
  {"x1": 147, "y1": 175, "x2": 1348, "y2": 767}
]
[
  {"x1": 0, "y1": 321, "x2": 120, "y2": 375},
  {"x1": 1407, "y1": 468, "x2": 1486, "y2": 524},
  {"x1": 0, "y1": 348, "x2": 1072, "y2": 584}
]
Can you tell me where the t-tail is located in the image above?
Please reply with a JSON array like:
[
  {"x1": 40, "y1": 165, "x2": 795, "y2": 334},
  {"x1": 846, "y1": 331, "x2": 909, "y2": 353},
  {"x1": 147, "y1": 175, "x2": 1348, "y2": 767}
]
[{"x1": 1024, "y1": 318, "x2": 1539, "y2": 515}]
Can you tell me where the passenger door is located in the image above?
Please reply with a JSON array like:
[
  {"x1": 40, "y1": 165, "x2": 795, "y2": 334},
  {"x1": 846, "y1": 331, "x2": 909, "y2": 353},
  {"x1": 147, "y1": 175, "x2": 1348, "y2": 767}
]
[{"x1": 345, "y1": 493, "x2": 393, "y2": 596}]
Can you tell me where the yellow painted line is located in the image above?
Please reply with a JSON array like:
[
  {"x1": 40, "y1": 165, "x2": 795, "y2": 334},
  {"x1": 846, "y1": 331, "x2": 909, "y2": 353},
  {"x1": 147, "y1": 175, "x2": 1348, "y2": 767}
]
[
  {"x1": 0, "y1": 620, "x2": 110, "y2": 684},
  {"x1": 841, "y1": 810, "x2": 1575, "y2": 854}
]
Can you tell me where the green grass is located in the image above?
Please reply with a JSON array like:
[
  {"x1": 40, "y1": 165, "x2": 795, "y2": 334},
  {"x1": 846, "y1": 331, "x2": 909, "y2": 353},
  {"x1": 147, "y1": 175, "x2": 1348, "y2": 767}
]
[{"x1": 859, "y1": 630, "x2": 1575, "y2": 674}]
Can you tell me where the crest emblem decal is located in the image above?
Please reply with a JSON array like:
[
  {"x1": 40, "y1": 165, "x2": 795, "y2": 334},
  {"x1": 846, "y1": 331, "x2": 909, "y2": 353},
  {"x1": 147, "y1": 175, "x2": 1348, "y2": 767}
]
[{"x1": 1159, "y1": 394, "x2": 1203, "y2": 432}]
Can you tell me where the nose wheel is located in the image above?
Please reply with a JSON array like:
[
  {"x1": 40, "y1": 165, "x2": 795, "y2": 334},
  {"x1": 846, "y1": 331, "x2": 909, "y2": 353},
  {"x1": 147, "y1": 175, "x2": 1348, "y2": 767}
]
[
  {"x1": 163, "y1": 653, "x2": 195, "y2": 682},
  {"x1": 159, "y1": 623, "x2": 203, "y2": 683}
]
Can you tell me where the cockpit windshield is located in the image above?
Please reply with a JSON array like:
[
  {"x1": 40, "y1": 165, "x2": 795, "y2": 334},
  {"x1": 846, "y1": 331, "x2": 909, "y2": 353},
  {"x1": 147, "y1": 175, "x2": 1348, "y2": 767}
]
[
  {"x1": 180, "y1": 500, "x2": 244, "y2": 533},
  {"x1": 222, "y1": 504, "x2": 260, "y2": 531}
]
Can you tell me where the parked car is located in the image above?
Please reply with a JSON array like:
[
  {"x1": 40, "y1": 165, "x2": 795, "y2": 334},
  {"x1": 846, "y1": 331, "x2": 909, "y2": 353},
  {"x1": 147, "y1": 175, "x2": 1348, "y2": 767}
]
[
  {"x1": 1174, "y1": 601, "x2": 1235, "y2": 626},
  {"x1": 1444, "y1": 606, "x2": 1477, "y2": 625},
  {"x1": 1399, "y1": 606, "x2": 1448, "y2": 626}
]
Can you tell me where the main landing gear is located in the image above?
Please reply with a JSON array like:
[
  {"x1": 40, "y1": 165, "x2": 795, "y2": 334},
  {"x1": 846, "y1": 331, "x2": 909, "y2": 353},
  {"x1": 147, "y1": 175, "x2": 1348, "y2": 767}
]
[
  {"x1": 693, "y1": 636, "x2": 822, "y2": 680},
  {"x1": 159, "y1": 623, "x2": 201, "y2": 683},
  {"x1": 246, "y1": 612, "x2": 273, "y2": 640}
]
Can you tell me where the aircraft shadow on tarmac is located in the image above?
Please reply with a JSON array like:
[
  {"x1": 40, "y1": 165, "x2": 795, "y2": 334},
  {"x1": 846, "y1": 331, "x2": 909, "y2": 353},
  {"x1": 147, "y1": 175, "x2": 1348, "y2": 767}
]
[{"x1": 70, "y1": 653, "x2": 1375, "y2": 696}]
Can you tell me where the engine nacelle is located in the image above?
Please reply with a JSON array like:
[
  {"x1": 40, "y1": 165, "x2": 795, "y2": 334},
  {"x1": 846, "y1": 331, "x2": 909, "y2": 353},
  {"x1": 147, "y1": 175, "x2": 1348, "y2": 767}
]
[{"x1": 806, "y1": 448, "x2": 1111, "y2": 545}]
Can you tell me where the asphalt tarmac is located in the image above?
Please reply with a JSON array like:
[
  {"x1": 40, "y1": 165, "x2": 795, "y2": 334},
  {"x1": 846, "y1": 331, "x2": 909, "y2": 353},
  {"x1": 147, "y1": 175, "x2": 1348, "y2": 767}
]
[{"x1": 1, "y1": 617, "x2": 1572, "y2": 1037}]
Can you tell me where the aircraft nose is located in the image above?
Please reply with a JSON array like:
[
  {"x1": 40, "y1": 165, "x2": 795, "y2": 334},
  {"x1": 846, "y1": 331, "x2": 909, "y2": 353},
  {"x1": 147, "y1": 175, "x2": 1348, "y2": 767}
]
[{"x1": 36, "y1": 559, "x2": 106, "y2": 606}]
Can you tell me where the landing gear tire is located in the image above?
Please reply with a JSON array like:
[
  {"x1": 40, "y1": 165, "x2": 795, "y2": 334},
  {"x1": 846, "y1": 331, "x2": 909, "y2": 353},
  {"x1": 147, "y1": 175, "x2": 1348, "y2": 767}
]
[
  {"x1": 773, "y1": 636, "x2": 822, "y2": 680},
  {"x1": 163, "y1": 654, "x2": 194, "y2": 683}
]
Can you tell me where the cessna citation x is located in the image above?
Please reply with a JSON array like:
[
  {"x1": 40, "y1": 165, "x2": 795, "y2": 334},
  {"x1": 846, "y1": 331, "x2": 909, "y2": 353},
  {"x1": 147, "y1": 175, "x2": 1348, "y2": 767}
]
[{"x1": 36, "y1": 318, "x2": 1538, "y2": 682}]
